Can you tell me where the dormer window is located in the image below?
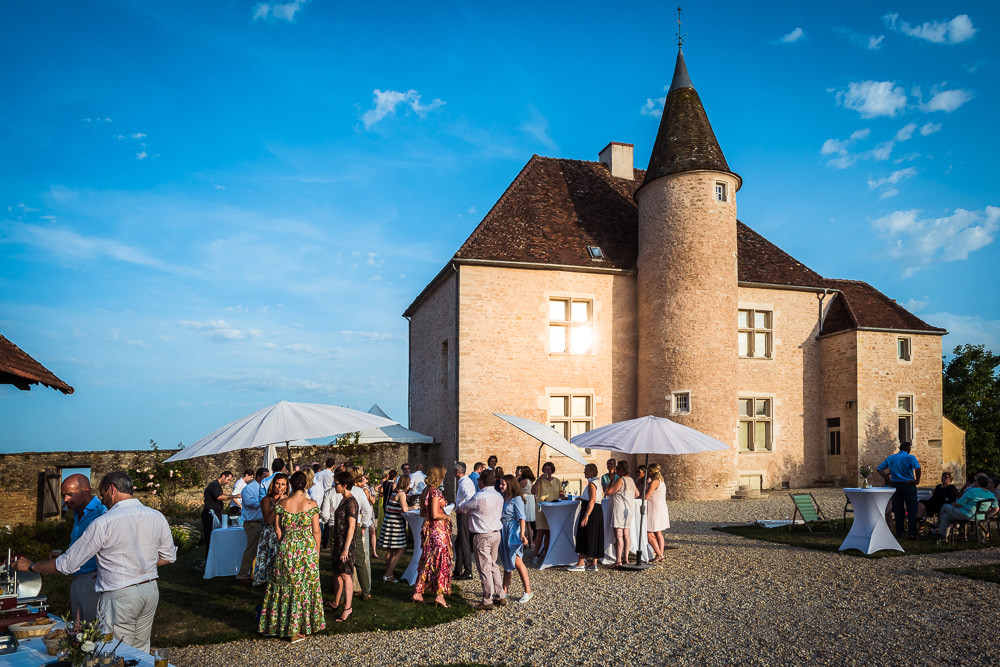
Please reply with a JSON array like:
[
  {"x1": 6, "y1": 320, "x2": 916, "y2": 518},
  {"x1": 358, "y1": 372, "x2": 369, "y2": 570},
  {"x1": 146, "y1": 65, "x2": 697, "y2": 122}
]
[
  {"x1": 586, "y1": 246, "x2": 605, "y2": 261},
  {"x1": 715, "y1": 182, "x2": 728, "y2": 202}
]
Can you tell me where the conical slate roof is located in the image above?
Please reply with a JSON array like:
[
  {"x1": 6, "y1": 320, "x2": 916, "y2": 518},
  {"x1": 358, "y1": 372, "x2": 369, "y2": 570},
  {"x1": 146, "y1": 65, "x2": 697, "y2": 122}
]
[{"x1": 640, "y1": 49, "x2": 739, "y2": 190}]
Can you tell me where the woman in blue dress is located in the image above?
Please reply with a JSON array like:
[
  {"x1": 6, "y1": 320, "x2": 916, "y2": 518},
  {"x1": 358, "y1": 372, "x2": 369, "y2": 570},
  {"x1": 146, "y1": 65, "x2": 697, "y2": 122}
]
[{"x1": 499, "y1": 474, "x2": 533, "y2": 604}]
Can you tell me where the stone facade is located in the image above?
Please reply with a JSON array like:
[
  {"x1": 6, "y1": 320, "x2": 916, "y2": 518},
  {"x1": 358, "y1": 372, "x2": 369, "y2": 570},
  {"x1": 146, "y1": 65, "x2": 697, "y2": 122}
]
[{"x1": 0, "y1": 441, "x2": 417, "y2": 527}]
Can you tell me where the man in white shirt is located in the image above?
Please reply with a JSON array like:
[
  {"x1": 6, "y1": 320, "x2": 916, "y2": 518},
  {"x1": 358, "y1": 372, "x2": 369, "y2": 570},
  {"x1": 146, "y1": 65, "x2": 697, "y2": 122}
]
[
  {"x1": 16, "y1": 471, "x2": 177, "y2": 653},
  {"x1": 409, "y1": 463, "x2": 427, "y2": 495},
  {"x1": 230, "y1": 469, "x2": 253, "y2": 514},
  {"x1": 457, "y1": 469, "x2": 505, "y2": 610},
  {"x1": 314, "y1": 457, "x2": 336, "y2": 495},
  {"x1": 237, "y1": 468, "x2": 268, "y2": 582},
  {"x1": 452, "y1": 462, "x2": 476, "y2": 580}
]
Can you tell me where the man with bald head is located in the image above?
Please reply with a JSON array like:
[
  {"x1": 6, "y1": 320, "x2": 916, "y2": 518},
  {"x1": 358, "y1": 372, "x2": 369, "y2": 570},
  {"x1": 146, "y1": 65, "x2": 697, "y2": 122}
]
[{"x1": 61, "y1": 473, "x2": 107, "y2": 621}]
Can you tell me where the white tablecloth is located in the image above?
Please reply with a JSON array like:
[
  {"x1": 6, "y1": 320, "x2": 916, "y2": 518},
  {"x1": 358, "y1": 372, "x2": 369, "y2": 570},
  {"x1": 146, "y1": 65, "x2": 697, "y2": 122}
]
[
  {"x1": 538, "y1": 501, "x2": 581, "y2": 569},
  {"x1": 204, "y1": 525, "x2": 247, "y2": 579},
  {"x1": 602, "y1": 498, "x2": 656, "y2": 564},
  {"x1": 840, "y1": 487, "x2": 903, "y2": 554}
]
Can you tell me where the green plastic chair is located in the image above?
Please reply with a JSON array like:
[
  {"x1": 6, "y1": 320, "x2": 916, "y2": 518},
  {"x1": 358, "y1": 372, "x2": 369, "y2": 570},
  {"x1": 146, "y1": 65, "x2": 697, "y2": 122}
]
[{"x1": 788, "y1": 492, "x2": 836, "y2": 533}]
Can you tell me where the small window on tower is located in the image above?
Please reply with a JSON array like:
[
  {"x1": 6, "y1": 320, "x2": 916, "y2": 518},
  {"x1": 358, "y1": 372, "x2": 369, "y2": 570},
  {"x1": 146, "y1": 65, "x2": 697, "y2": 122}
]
[
  {"x1": 586, "y1": 246, "x2": 605, "y2": 261},
  {"x1": 715, "y1": 182, "x2": 728, "y2": 202}
]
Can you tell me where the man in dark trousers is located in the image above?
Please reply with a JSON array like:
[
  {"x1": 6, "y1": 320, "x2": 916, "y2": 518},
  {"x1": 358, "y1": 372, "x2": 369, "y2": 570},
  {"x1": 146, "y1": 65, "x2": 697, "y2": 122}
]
[
  {"x1": 452, "y1": 462, "x2": 476, "y2": 580},
  {"x1": 877, "y1": 441, "x2": 922, "y2": 539},
  {"x1": 201, "y1": 470, "x2": 236, "y2": 558}
]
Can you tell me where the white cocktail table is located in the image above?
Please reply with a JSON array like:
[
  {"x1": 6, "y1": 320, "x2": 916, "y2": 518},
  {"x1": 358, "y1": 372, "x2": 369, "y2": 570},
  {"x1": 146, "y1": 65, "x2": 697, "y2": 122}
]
[
  {"x1": 538, "y1": 500, "x2": 581, "y2": 569},
  {"x1": 203, "y1": 525, "x2": 247, "y2": 579},
  {"x1": 401, "y1": 510, "x2": 425, "y2": 585},
  {"x1": 840, "y1": 487, "x2": 903, "y2": 554}
]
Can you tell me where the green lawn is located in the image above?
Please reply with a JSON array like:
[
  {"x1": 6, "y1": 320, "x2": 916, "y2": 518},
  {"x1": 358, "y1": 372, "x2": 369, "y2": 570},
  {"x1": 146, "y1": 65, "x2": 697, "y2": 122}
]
[
  {"x1": 713, "y1": 520, "x2": 999, "y2": 558},
  {"x1": 937, "y1": 564, "x2": 1000, "y2": 584},
  {"x1": 3, "y1": 519, "x2": 473, "y2": 647},
  {"x1": 152, "y1": 547, "x2": 473, "y2": 646}
]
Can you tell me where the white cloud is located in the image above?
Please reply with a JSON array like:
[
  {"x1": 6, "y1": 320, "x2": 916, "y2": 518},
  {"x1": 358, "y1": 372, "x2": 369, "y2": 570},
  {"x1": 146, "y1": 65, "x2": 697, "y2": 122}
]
[
  {"x1": 902, "y1": 298, "x2": 928, "y2": 313},
  {"x1": 0, "y1": 220, "x2": 186, "y2": 274},
  {"x1": 920, "y1": 122, "x2": 941, "y2": 135},
  {"x1": 867, "y1": 167, "x2": 917, "y2": 199},
  {"x1": 641, "y1": 95, "x2": 666, "y2": 118},
  {"x1": 835, "y1": 28, "x2": 884, "y2": 50},
  {"x1": 131, "y1": 132, "x2": 147, "y2": 139},
  {"x1": 135, "y1": 151, "x2": 148, "y2": 160},
  {"x1": 835, "y1": 81, "x2": 908, "y2": 118},
  {"x1": 883, "y1": 13, "x2": 976, "y2": 45},
  {"x1": 894, "y1": 123, "x2": 918, "y2": 142},
  {"x1": 179, "y1": 319, "x2": 261, "y2": 342},
  {"x1": 929, "y1": 313, "x2": 1000, "y2": 354},
  {"x1": 337, "y1": 330, "x2": 396, "y2": 342},
  {"x1": 253, "y1": 0, "x2": 308, "y2": 22},
  {"x1": 869, "y1": 35, "x2": 885, "y2": 50},
  {"x1": 872, "y1": 205, "x2": 1000, "y2": 275},
  {"x1": 83, "y1": 117, "x2": 112, "y2": 124},
  {"x1": 777, "y1": 27, "x2": 805, "y2": 44},
  {"x1": 467, "y1": 206, "x2": 477, "y2": 215},
  {"x1": 520, "y1": 106, "x2": 557, "y2": 151},
  {"x1": 361, "y1": 89, "x2": 445, "y2": 130},
  {"x1": 918, "y1": 87, "x2": 973, "y2": 113}
]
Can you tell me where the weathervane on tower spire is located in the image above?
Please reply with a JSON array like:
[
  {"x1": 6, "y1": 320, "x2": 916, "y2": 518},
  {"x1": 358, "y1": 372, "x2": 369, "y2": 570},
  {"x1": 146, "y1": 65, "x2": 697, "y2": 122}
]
[{"x1": 676, "y1": 6, "x2": 686, "y2": 48}]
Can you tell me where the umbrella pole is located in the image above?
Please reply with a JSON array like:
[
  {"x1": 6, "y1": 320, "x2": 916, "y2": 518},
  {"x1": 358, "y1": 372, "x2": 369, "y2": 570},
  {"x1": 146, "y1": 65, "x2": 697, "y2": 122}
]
[
  {"x1": 639, "y1": 452, "x2": 650, "y2": 564},
  {"x1": 536, "y1": 444, "x2": 544, "y2": 479}
]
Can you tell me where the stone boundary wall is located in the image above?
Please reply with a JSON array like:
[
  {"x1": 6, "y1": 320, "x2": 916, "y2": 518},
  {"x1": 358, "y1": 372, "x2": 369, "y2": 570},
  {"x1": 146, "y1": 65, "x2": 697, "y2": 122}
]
[{"x1": 0, "y1": 441, "x2": 439, "y2": 527}]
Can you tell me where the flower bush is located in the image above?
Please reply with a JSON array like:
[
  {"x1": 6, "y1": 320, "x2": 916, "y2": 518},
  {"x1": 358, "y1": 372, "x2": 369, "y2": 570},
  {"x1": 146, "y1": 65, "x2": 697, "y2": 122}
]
[
  {"x1": 126, "y1": 440, "x2": 203, "y2": 506},
  {"x1": 169, "y1": 523, "x2": 201, "y2": 552}
]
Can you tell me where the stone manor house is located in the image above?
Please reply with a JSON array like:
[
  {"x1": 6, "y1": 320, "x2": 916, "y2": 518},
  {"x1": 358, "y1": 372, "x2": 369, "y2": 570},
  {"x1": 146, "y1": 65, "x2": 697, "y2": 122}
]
[{"x1": 403, "y1": 49, "x2": 955, "y2": 500}]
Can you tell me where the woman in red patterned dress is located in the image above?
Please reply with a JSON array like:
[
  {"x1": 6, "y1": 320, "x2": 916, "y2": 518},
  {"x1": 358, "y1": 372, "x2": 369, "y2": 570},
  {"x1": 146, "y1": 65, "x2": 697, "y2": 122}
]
[{"x1": 411, "y1": 464, "x2": 453, "y2": 607}]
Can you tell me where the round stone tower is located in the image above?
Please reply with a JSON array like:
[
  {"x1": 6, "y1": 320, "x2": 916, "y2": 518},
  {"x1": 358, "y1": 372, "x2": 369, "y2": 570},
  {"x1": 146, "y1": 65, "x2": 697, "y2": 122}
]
[{"x1": 634, "y1": 48, "x2": 741, "y2": 500}]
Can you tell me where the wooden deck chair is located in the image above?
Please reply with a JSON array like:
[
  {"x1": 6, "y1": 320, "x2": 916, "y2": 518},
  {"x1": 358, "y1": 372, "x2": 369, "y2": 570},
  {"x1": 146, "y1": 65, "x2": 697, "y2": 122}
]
[{"x1": 789, "y1": 493, "x2": 836, "y2": 533}]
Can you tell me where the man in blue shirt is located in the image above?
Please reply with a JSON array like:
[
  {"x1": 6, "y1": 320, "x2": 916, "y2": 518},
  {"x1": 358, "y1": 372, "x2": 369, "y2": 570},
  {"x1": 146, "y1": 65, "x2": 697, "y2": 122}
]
[
  {"x1": 877, "y1": 441, "x2": 922, "y2": 539},
  {"x1": 237, "y1": 467, "x2": 268, "y2": 583},
  {"x1": 61, "y1": 473, "x2": 107, "y2": 621}
]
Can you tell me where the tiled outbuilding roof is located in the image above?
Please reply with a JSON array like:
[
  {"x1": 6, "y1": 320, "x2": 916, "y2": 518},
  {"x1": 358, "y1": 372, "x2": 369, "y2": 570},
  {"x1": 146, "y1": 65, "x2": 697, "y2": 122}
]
[
  {"x1": 820, "y1": 279, "x2": 946, "y2": 335},
  {"x1": 417, "y1": 154, "x2": 942, "y2": 335},
  {"x1": 0, "y1": 334, "x2": 74, "y2": 394}
]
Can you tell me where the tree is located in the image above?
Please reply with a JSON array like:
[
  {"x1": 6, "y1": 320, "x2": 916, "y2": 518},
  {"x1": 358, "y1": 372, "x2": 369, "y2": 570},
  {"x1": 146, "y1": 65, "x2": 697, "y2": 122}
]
[{"x1": 943, "y1": 344, "x2": 1000, "y2": 476}]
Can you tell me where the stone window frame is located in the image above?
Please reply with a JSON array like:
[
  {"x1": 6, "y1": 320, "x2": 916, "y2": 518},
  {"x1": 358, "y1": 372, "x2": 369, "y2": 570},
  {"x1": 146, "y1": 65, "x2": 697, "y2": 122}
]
[
  {"x1": 547, "y1": 391, "x2": 594, "y2": 456},
  {"x1": 897, "y1": 336, "x2": 912, "y2": 362},
  {"x1": 738, "y1": 395, "x2": 774, "y2": 452},
  {"x1": 715, "y1": 181, "x2": 728, "y2": 202},
  {"x1": 671, "y1": 390, "x2": 691, "y2": 415},
  {"x1": 896, "y1": 394, "x2": 914, "y2": 444},
  {"x1": 738, "y1": 308, "x2": 773, "y2": 359},
  {"x1": 547, "y1": 296, "x2": 594, "y2": 355}
]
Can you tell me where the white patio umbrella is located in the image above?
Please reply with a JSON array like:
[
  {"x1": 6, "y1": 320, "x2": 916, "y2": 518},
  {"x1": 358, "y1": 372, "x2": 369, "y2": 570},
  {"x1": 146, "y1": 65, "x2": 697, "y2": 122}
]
[
  {"x1": 165, "y1": 401, "x2": 398, "y2": 463},
  {"x1": 493, "y1": 413, "x2": 589, "y2": 477},
  {"x1": 571, "y1": 415, "x2": 730, "y2": 568}
]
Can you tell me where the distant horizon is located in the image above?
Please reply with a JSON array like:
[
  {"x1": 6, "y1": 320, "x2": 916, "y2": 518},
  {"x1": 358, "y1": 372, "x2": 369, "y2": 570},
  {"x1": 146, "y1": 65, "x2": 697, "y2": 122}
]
[{"x1": 2, "y1": 1, "x2": 996, "y2": 453}]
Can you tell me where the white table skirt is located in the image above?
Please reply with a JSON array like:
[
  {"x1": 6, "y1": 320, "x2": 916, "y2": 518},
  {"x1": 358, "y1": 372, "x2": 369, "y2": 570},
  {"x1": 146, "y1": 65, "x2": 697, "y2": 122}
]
[
  {"x1": 840, "y1": 487, "x2": 903, "y2": 554},
  {"x1": 602, "y1": 498, "x2": 657, "y2": 564},
  {"x1": 539, "y1": 501, "x2": 581, "y2": 569},
  {"x1": 203, "y1": 525, "x2": 247, "y2": 579}
]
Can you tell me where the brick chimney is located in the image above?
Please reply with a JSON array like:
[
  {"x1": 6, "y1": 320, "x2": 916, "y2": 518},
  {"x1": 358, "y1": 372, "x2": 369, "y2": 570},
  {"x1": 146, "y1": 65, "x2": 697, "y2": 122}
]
[{"x1": 599, "y1": 142, "x2": 634, "y2": 180}]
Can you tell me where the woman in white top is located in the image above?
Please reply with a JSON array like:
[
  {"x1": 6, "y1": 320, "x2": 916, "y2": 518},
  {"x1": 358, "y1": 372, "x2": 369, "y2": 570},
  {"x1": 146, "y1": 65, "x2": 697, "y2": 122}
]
[
  {"x1": 568, "y1": 463, "x2": 604, "y2": 571},
  {"x1": 643, "y1": 463, "x2": 670, "y2": 563},
  {"x1": 607, "y1": 460, "x2": 637, "y2": 566}
]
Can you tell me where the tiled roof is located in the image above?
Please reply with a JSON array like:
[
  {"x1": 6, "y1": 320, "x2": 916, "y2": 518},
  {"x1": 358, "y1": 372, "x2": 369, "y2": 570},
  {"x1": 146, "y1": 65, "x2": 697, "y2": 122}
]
[
  {"x1": 820, "y1": 279, "x2": 946, "y2": 335},
  {"x1": 640, "y1": 50, "x2": 738, "y2": 190},
  {"x1": 455, "y1": 155, "x2": 642, "y2": 270},
  {"x1": 429, "y1": 155, "x2": 943, "y2": 335},
  {"x1": 0, "y1": 334, "x2": 74, "y2": 394}
]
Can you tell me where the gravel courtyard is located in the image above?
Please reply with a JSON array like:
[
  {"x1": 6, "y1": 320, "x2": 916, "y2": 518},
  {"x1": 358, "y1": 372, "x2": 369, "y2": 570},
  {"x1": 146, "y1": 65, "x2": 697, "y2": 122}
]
[{"x1": 172, "y1": 489, "x2": 997, "y2": 666}]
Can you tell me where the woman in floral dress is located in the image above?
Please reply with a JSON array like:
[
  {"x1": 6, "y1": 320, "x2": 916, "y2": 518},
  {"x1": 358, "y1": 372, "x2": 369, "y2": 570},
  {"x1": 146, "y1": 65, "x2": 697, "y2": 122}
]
[
  {"x1": 327, "y1": 470, "x2": 358, "y2": 622},
  {"x1": 254, "y1": 473, "x2": 288, "y2": 586},
  {"x1": 258, "y1": 471, "x2": 324, "y2": 643},
  {"x1": 411, "y1": 464, "x2": 453, "y2": 607}
]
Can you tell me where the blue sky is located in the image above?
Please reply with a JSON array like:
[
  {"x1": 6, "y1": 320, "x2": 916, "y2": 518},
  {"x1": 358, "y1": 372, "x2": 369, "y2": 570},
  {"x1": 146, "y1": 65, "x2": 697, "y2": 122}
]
[{"x1": 2, "y1": 1, "x2": 997, "y2": 453}]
